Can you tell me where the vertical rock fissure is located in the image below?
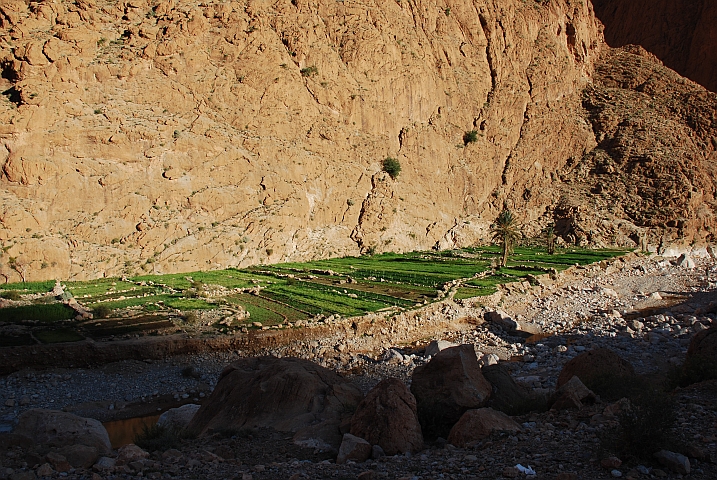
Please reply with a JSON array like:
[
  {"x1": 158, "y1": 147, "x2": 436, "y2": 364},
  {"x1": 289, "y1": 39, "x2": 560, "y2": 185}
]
[{"x1": 479, "y1": 14, "x2": 498, "y2": 95}]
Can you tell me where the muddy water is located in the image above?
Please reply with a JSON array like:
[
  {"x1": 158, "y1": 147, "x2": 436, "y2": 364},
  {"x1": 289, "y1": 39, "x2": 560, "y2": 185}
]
[{"x1": 103, "y1": 414, "x2": 161, "y2": 449}]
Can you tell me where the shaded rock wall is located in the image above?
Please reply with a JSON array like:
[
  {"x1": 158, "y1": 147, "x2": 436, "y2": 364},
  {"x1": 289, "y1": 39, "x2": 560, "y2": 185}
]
[{"x1": 592, "y1": 0, "x2": 717, "y2": 93}]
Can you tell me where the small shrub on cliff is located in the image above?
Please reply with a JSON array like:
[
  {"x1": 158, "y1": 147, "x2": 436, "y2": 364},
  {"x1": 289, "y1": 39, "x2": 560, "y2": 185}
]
[
  {"x1": 463, "y1": 130, "x2": 478, "y2": 145},
  {"x1": 382, "y1": 157, "x2": 401, "y2": 179},
  {"x1": 300, "y1": 66, "x2": 318, "y2": 77}
]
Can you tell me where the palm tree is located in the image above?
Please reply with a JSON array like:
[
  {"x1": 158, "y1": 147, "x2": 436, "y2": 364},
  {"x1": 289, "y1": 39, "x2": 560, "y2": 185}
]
[
  {"x1": 491, "y1": 209, "x2": 521, "y2": 267},
  {"x1": 544, "y1": 223, "x2": 556, "y2": 255}
]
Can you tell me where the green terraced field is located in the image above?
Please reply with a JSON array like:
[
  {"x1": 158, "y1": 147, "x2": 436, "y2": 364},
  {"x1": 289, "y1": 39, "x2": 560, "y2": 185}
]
[{"x1": 0, "y1": 246, "x2": 628, "y2": 344}]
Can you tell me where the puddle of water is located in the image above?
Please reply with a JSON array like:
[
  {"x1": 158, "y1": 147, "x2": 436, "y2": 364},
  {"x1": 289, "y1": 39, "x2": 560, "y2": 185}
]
[
  {"x1": 103, "y1": 414, "x2": 161, "y2": 449},
  {"x1": 525, "y1": 333, "x2": 552, "y2": 344}
]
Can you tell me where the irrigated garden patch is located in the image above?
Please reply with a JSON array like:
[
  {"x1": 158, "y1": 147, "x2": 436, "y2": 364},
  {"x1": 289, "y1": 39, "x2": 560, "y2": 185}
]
[{"x1": 0, "y1": 247, "x2": 626, "y2": 346}]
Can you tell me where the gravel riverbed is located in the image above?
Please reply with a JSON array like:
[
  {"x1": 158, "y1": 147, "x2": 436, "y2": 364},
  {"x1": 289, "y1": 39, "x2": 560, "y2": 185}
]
[{"x1": 1, "y1": 253, "x2": 716, "y2": 479}]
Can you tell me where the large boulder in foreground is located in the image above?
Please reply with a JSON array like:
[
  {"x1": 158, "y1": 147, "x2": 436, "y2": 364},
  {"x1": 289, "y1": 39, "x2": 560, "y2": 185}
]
[
  {"x1": 410, "y1": 345, "x2": 492, "y2": 439},
  {"x1": 187, "y1": 356, "x2": 363, "y2": 450},
  {"x1": 350, "y1": 378, "x2": 423, "y2": 455},
  {"x1": 684, "y1": 326, "x2": 717, "y2": 383},
  {"x1": 557, "y1": 348, "x2": 635, "y2": 397},
  {"x1": 447, "y1": 408, "x2": 521, "y2": 447},
  {"x1": 12, "y1": 409, "x2": 111, "y2": 454},
  {"x1": 481, "y1": 363, "x2": 540, "y2": 415}
]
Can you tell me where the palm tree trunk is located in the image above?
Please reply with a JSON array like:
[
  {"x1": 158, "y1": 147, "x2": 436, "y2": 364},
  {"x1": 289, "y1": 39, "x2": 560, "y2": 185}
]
[{"x1": 501, "y1": 240, "x2": 508, "y2": 267}]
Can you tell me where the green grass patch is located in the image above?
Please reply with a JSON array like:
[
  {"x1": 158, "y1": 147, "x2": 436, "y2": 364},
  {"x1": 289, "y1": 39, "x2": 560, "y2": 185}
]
[
  {"x1": 0, "y1": 247, "x2": 628, "y2": 330},
  {"x1": 0, "y1": 280, "x2": 55, "y2": 293},
  {"x1": 35, "y1": 329, "x2": 85, "y2": 344},
  {"x1": 227, "y1": 295, "x2": 284, "y2": 325},
  {"x1": 1, "y1": 303, "x2": 75, "y2": 323}
]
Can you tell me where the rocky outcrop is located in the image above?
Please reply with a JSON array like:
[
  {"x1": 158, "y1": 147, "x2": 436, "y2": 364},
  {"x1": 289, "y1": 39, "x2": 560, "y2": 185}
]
[
  {"x1": 0, "y1": 0, "x2": 604, "y2": 281},
  {"x1": 560, "y1": 46, "x2": 717, "y2": 247},
  {"x1": 592, "y1": 0, "x2": 717, "y2": 93},
  {"x1": 187, "y1": 356, "x2": 363, "y2": 450},
  {"x1": 350, "y1": 378, "x2": 423, "y2": 455},
  {"x1": 410, "y1": 344, "x2": 492, "y2": 439}
]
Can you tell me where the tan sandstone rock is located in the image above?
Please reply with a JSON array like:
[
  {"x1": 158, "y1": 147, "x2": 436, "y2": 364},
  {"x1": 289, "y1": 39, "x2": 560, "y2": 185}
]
[{"x1": 350, "y1": 377, "x2": 423, "y2": 455}]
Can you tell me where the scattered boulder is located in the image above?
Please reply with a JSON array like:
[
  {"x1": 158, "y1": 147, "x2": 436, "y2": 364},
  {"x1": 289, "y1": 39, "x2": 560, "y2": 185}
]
[
  {"x1": 336, "y1": 433, "x2": 372, "y2": 464},
  {"x1": 36, "y1": 464, "x2": 53, "y2": 476},
  {"x1": 93, "y1": 456, "x2": 116, "y2": 470},
  {"x1": 410, "y1": 345, "x2": 492, "y2": 439},
  {"x1": 425, "y1": 340, "x2": 457, "y2": 358},
  {"x1": 675, "y1": 254, "x2": 696, "y2": 269},
  {"x1": 484, "y1": 310, "x2": 520, "y2": 332},
  {"x1": 187, "y1": 356, "x2": 363, "y2": 450},
  {"x1": 44, "y1": 452, "x2": 71, "y2": 472},
  {"x1": 551, "y1": 376, "x2": 596, "y2": 410},
  {"x1": 684, "y1": 326, "x2": 717, "y2": 383},
  {"x1": 654, "y1": 450, "x2": 690, "y2": 475},
  {"x1": 350, "y1": 378, "x2": 423, "y2": 455},
  {"x1": 12, "y1": 409, "x2": 111, "y2": 454},
  {"x1": 57, "y1": 444, "x2": 99, "y2": 469},
  {"x1": 479, "y1": 353, "x2": 500, "y2": 367},
  {"x1": 556, "y1": 348, "x2": 635, "y2": 396},
  {"x1": 481, "y1": 363, "x2": 539, "y2": 415},
  {"x1": 157, "y1": 404, "x2": 200, "y2": 430},
  {"x1": 115, "y1": 444, "x2": 149, "y2": 466},
  {"x1": 381, "y1": 348, "x2": 404, "y2": 364},
  {"x1": 446, "y1": 408, "x2": 521, "y2": 447}
]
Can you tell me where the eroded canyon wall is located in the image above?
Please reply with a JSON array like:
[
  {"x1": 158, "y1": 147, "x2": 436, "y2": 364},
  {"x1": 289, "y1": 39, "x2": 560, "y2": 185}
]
[
  {"x1": 0, "y1": 0, "x2": 604, "y2": 281},
  {"x1": 0, "y1": 0, "x2": 715, "y2": 283}
]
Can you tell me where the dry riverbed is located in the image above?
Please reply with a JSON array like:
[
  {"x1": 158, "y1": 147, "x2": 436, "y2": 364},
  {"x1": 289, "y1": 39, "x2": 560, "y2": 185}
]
[{"x1": 1, "y1": 252, "x2": 716, "y2": 479}]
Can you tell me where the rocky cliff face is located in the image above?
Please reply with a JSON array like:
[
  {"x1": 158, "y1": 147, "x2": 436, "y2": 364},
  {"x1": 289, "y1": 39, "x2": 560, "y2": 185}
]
[
  {"x1": 0, "y1": 0, "x2": 713, "y2": 282},
  {"x1": 592, "y1": 0, "x2": 717, "y2": 93}
]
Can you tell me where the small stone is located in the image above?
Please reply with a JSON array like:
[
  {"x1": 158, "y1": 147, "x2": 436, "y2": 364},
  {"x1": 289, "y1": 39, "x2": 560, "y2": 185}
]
[
  {"x1": 654, "y1": 450, "x2": 690, "y2": 475},
  {"x1": 479, "y1": 353, "x2": 500, "y2": 367},
  {"x1": 36, "y1": 464, "x2": 53, "y2": 476},
  {"x1": 611, "y1": 469, "x2": 622, "y2": 477},
  {"x1": 252, "y1": 464, "x2": 265, "y2": 472},
  {"x1": 601, "y1": 456, "x2": 622, "y2": 469},
  {"x1": 45, "y1": 452, "x2": 71, "y2": 472},
  {"x1": 371, "y1": 445, "x2": 385, "y2": 460},
  {"x1": 94, "y1": 457, "x2": 116, "y2": 470},
  {"x1": 336, "y1": 434, "x2": 371, "y2": 464},
  {"x1": 502, "y1": 466, "x2": 520, "y2": 478}
]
